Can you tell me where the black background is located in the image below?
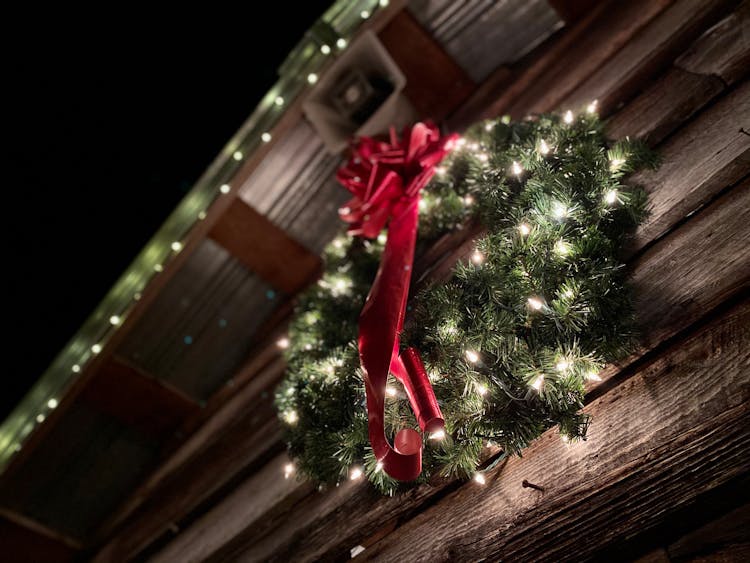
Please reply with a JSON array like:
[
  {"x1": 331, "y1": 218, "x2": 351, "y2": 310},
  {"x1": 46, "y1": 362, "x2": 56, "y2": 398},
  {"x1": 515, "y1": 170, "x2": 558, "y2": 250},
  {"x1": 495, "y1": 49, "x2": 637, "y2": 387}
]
[{"x1": 5, "y1": 5, "x2": 331, "y2": 418}]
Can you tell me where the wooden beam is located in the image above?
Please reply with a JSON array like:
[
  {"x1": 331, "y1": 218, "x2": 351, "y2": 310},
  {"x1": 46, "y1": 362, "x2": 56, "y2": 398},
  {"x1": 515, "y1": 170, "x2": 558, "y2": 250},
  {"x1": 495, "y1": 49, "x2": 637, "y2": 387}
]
[
  {"x1": 80, "y1": 357, "x2": 199, "y2": 440},
  {"x1": 547, "y1": 0, "x2": 601, "y2": 24},
  {"x1": 0, "y1": 509, "x2": 80, "y2": 562},
  {"x1": 208, "y1": 198, "x2": 321, "y2": 295},
  {"x1": 378, "y1": 9, "x2": 475, "y2": 121}
]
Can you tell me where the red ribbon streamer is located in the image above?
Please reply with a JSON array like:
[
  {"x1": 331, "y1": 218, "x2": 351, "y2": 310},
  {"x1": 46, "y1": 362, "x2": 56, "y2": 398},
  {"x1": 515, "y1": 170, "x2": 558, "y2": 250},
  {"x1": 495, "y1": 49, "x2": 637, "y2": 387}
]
[{"x1": 337, "y1": 123, "x2": 456, "y2": 481}]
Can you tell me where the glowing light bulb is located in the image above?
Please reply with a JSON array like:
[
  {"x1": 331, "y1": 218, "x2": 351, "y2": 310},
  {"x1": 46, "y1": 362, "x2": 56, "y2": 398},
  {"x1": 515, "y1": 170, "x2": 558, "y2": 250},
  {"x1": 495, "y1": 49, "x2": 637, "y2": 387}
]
[
  {"x1": 171, "y1": 241, "x2": 183, "y2": 252},
  {"x1": 320, "y1": 44, "x2": 331, "y2": 55},
  {"x1": 605, "y1": 189, "x2": 618, "y2": 204},
  {"x1": 277, "y1": 337, "x2": 290, "y2": 349},
  {"x1": 477, "y1": 152, "x2": 489, "y2": 162},
  {"x1": 485, "y1": 122, "x2": 494, "y2": 132},
  {"x1": 220, "y1": 183, "x2": 231, "y2": 194},
  {"x1": 307, "y1": 73, "x2": 318, "y2": 84},
  {"x1": 232, "y1": 150, "x2": 243, "y2": 161},
  {"x1": 539, "y1": 139, "x2": 550, "y2": 155},
  {"x1": 552, "y1": 202, "x2": 568, "y2": 219},
  {"x1": 555, "y1": 240, "x2": 570, "y2": 256},
  {"x1": 531, "y1": 375, "x2": 544, "y2": 390},
  {"x1": 336, "y1": 38, "x2": 347, "y2": 49},
  {"x1": 512, "y1": 161, "x2": 523, "y2": 176},
  {"x1": 375, "y1": 461, "x2": 384, "y2": 473},
  {"x1": 556, "y1": 360, "x2": 570, "y2": 372},
  {"x1": 198, "y1": 211, "x2": 207, "y2": 220},
  {"x1": 72, "y1": 364, "x2": 81, "y2": 373},
  {"x1": 379, "y1": 0, "x2": 389, "y2": 6},
  {"x1": 468, "y1": 142, "x2": 479, "y2": 151},
  {"x1": 587, "y1": 100, "x2": 598, "y2": 114},
  {"x1": 47, "y1": 398, "x2": 58, "y2": 409},
  {"x1": 360, "y1": 10, "x2": 370, "y2": 18},
  {"x1": 91, "y1": 343, "x2": 102, "y2": 354},
  {"x1": 501, "y1": 115, "x2": 511, "y2": 124},
  {"x1": 476, "y1": 383, "x2": 488, "y2": 396},
  {"x1": 261, "y1": 132, "x2": 272, "y2": 143},
  {"x1": 386, "y1": 386, "x2": 397, "y2": 397},
  {"x1": 435, "y1": 166, "x2": 447, "y2": 175},
  {"x1": 519, "y1": 223, "x2": 531, "y2": 236},
  {"x1": 564, "y1": 110, "x2": 574, "y2": 124},
  {"x1": 474, "y1": 473, "x2": 486, "y2": 485},
  {"x1": 350, "y1": 466, "x2": 363, "y2": 480},
  {"x1": 419, "y1": 199, "x2": 427, "y2": 211},
  {"x1": 430, "y1": 429, "x2": 446, "y2": 440},
  {"x1": 610, "y1": 158, "x2": 625, "y2": 171},
  {"x1": 36, "y1": 414, "x2": 45, "y2": 423},
  {"x1": 284, "y1": 463, "x2": 294, "y2": 479},
  {"x1": 471, "y1": 250, "x2": 484, "y2": 265},
  {"x1": 464, "y1": 195, "x2": 474, "y2": 206},
  {"x1": 587, "y1": 371, "x2": 602, "y2": 382},
  {"x1": 274, "y1": 96, "x2": 284, "y2": 106},
  {"x1": 562, "y1": 434, "x2": 570, "y2": 443},
  {"x1": 465, "y1": 350, "x2": 479, "y2": 363},
  {"x1": 528, "y1": 297, "x2": 543, "y2": 311},
  {"x1": 284, "y1": 410, "x2": 298, "y2": 424},
  {"x1": 456, "y1": 137, "x2": 467, "y2": 148}
]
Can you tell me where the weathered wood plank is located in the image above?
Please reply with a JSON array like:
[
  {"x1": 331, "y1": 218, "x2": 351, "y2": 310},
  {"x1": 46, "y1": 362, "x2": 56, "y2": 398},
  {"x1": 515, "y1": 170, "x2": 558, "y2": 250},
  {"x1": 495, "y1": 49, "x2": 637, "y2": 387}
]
[
  {"x1": 625, "y1": 82, "x2": 749, "y2": 255},
  {"x1": 666, "y1": 503, "x2": 750, "y2": 561},
  {"x1": 0, "y1": 509, "x2": 81, "y2": 562},
  {"x1": 208, "y1": 198, "x2": 322, "y2": 295},
  {"x1": 358, "y1": 299, "x2": 750, "y2": 562},
  {"x1": 674, "y1": 2, "x2": 750, "y2": 85},
  {"x1": 562, "y1": 0, "x2": 738, "y2": 113},
  {"x1": 378, "y1": 10, "x2": 475, "y2": 122}
]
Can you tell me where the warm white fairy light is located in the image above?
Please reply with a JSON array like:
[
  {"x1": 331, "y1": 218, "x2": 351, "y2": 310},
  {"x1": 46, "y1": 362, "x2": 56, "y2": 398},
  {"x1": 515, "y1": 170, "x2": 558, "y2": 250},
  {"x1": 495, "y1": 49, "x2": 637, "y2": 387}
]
[
  {"x1": 377, "y1": 232, "x2": 387, "y2": 245},
  {"x1": 72, "y1": 364, "x2": 81, "y2": 373},
  {"x1": 501, "y1": 115, "x2": 511, "y2": 124},
  {"x1": 171, "y1": 241, "x2": 183, "y2": 252},
  {"x1": 36, "y1": 414, "x2": 45, "y2": 424},
  {"x1": 471, "y1": 250, "x2": 484, "y2": 265},
  {"x1": 563, "y1": 288, "x2": 574, "y2": 298},
  {"x1": 277, "y1": 336, "x2": 290, "y2": 349},
  {"x1": 375, "y1": 461, "x2": 384, "y2": 473},
  {"x1": 468, "y1": 142, "x2": 480, "y2": 151},
  {"x1": 261, "y1": 132, "x2": 272, "y2": 143},
  {"x1": 336, "y1": 38, "x2": 347, "y2": 49},
  {"x1": 91, "y1": 343, "x2": 102, "y2": 354},
  {"x1": 605, "y1": 189, "x2": 618, "y2": 204},
  {"x1": 47, "y1": 398, "x2": 58, "y2": 409},
  {"x1": 418, "y1": 199, "x2": 427, "y2": 211},
  {"x1": 465, "y1": 349, "x2": 479, "y2": 363},
  {"x1": 198, "y1": 211, "x2": 207, "y2": 220},
  {"x1": 360, "y1": 9, "x2": 370, "y2": 18},
  {"x1": 478, "y1": 152, "x2": 489, "y2": 163},
  {"x1": 320, "y1": 44, "x2": 331, "y2": 55},
  {"x1": 386, "y1": 386, "x2": 397, "y2": 397},
  {"x1": 463, "y1": 195, "x2": 474, "y2": 206},
  {"x1": 552, "y1": 201, "x2": 568, "y2": 219},
  {"x1": 274, "y1": 95, "x2": 284, "y2": 106},
  {"x1": 518, "y1": 223, "x2": 531, "y2": 236},
  {"x1": 476, "y1": 383, "x2": 488, "y2": 396},
  {"x1": 485, "y1": 122, "x2": 494, "y2": 132},
  {"x1": 528, "y1": 297, "x2": 544, "y2": 311},
  {"x1": 511, "y1": 161, "x2": 523, "y2": 176},
  {"x1": 109, "y1": 315, "x2": 121, "y2": 326},
  {"x1": 232, "y1": 150, "x2": 243, "y2": 161},
  {"x1": 556, "y1": 359, "x2": 570, "y2": 372},
  {"x1": 284, "y1": 463, "x2": 295, "y2": 479},
  {"x1": 531, "y1": 375, "x2": 544, "y2": 390},
  {"x1": 587, "y1": 371, "x2": 602, "y2": 382},
  {"x1": 610, "y1": 157, "x2": 626, "y2": 171},
  {"x1": 555, "y1": 240, "x2": 570, "y2": 256},
  {"x1": 307, "y1": 73, "x2": 318, "y2": 84},
  {"x1": 474, "y1": 472, "x2": 486, "y2": 485},
  {"x1": 561, "y1": 434, "x2": 570, "y2": 443},
  {"x1": 284, "y1": 410, "x2": 298, "y2": 424},
  {"x1": 350, "y1": 466, "x2": 363, "y2": 480},
  {"x1": 456, "y1": 137, "x2": 467, "y2": 148},
  {"x1": 429, "y1": 429, "x2": 446, "y2": 440},
  {"x1": 435, "y1": 166, "x2": 447, "y2": 175},
  {"x1": 587, "y1": 100, "x2": 598, "y2": 114},
  {"x1": 379, "y1": 0, "x2": 389, "y2": 6},
  {"x1": 220, "y1": 183, "x2": 231, "y2": 194},
  {"x1": 564, "y1": 110, "x2": 574, "y2": 124},
  {"x1": 539, "y1": 139, "x2": 551, "y2": 155}
]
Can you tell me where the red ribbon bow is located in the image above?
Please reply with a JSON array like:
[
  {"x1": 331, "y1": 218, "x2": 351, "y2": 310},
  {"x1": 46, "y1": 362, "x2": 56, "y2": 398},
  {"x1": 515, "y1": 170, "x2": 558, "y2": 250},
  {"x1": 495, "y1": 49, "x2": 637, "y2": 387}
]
[{"x1": 337, "y1": 123, "x2": 456, "y2": 481}]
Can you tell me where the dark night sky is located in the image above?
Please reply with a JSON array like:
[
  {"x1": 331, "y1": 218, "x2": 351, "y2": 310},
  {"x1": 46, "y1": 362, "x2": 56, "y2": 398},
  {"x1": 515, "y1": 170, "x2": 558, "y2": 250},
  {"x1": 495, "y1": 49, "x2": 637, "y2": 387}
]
[{"x1": 5, "y1": 5, "x2": 331, "y2": 418}]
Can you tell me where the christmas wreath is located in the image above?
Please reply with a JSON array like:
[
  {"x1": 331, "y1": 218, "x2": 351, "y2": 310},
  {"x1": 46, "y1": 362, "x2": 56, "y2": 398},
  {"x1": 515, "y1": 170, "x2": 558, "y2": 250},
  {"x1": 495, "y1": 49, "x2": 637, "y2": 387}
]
[{"x1": 275, "y1": 108, "x2": 656, "y2": 495}]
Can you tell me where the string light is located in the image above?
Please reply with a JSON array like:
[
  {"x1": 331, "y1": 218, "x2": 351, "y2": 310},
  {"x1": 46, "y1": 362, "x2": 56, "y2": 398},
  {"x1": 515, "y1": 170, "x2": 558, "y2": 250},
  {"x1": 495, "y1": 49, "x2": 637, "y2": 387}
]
[
  {"x1": 284, "y1": 410, "x2": 298, "y2": 424},
  {"x1": 476, "y1": 383, "x2": 488, "y2": 396},
  {"x1": 455, "y1": 137, "x2": 467, "y2": 148},
  {"x1": 261, "y1": 132, "x2": 272, "y2": 143},
  {"x1": 350, "y1": 466, "x2": 363, "y2": 480},
  {"x1": 419, "y1": 199, "x2": 427, "y2": 211},
  {"x1": 511, "y1": 161, "x2": 523, "y2": 176},
  {"x1": 435, "y1": 166, "x2": 447, "y2": 175},
  {"x1": 197, "y1": 211, "x2": 207, "y2": 220},
  {"x1": 555, "y1": 240, "x2": 570, "y2": 256},
  {"x1": 539, "y1": 139, "x2": 550, "y2": 155},
  {"x1": 528, "y1": 297, "x2": 544, "y2": 310},
  {"x1": 320, "y1": 44, "x2": 331, "y2": 55},
  {"x1": 531, "y1": 375, "x2": 544, "y2": 390},
  {"x1": 429, "y1": 429, "x2": 446, "y2": 440},
  {"x1": 474, "y1": 473, "x2": 486, "y2": 485},
  {"x1": 463, "y1": 195, "x2": 474, "y2": 205},
  {"x1": 477, "y1": 152, "x2": 489, "y2": 162},
  {"x1": 109, "y1": 315, "x2": 121, "y2": 326},
  {"x1": 375, "y1": 461, "x2": 384, "y2": 473},
  {"x1": 274, "y1": 96, "x2": 284, "y2": 106},
  {"x1": 561, "y1": 434, "x2": 570, "y2": 443},
  {"x1": 552, "y1": 201, "x2": 568, "y2": 219},
  {"x1": 307, "y1": 73, "x2": 318, "y2": 84},
  {"x1": 518, "y1": 223, "x2": 531, "y2": 236},
  {"x1": 465, "y1": 350, "x2": 479, "y2": 363},
  {"x1": 220, "y1": 183, "x2": 231, "y2": 194},
  {"x1": 284, "y1": 463, "x2": 295, "y2": 479},
  {"x1": 377, "y1": 232, "x2": 387, "y2": 245},
  {"x1": 379, "y1": 0, "x2": 389, "y2": 6},
  {"x1": 587, "y1": 371, "x2": 602, "y2": 382},
  {"x1": 605, "y1": 189, "x2": 618, "y2": 204},
  {"x1": 468, "y1": 142, "x2": 480, "y2": 151},
  {"x1": 360, "y1": 10, "x2": 370, "y2": 18},
  {"x1": 47, "y1": 398, "x2": 58, "y2": 409},
  {"x1": 72, "y1": 364, "x2": 81, "y2": 373},
  {"x1": 471, "y1": 250, "x2": 484, "y2": 265},
  {"x1": 277, "y1": 336, "x2": 290, "y2": 349},
  {"x1": 154, "y1": 263, "x2": 163, "y2": 273},
  {"x1": 564, "y1": 110, "x2": 574, "y2": 124},
  {"x1": 485, "y1": 122, "x2": 494, "y2": 132},
  {"x1": 610, "y1": 157, "x2": 626, "y2": 171},
  {"x1": 386, "y1": 386, "x2": 397, "y2": 397},
  {"x1": 36, "y1": 414, "x2": 45, "y2": 424},
  {"x1": 556, "y1": 359, "x2": 570, "y2": 372},
  {"x1": 336, "y1": 38, "x2": 347, "y2": 49},
  {"x1": 91, "y1": 343, "x2": 102, "y2": 354},
  {"x1": 171, "y1": 241, "x2": 183, "y2": 252},
  {"x1": 232, "y1": 151, "x2": 243, "y2": 161},
  {"x1": 587, "y1": 100, "x2": 598, "y2": 114}
]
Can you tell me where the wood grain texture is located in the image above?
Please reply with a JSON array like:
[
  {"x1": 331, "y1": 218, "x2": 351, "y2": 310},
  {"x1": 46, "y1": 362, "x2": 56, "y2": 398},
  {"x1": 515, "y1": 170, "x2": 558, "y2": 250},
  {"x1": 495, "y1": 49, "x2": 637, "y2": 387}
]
[
  {"x1": 378, "y1": 10, "x2": 475, "y2": 121},
  {"x1": 562, "y1": 0, "x2": 737, "y2": 112},
  {"x1": 359, "y1": 300, "x2": 750, "y2": 562},
  {"x1": 208, "y1": 198, "x2": 322, "y2": 295}
]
